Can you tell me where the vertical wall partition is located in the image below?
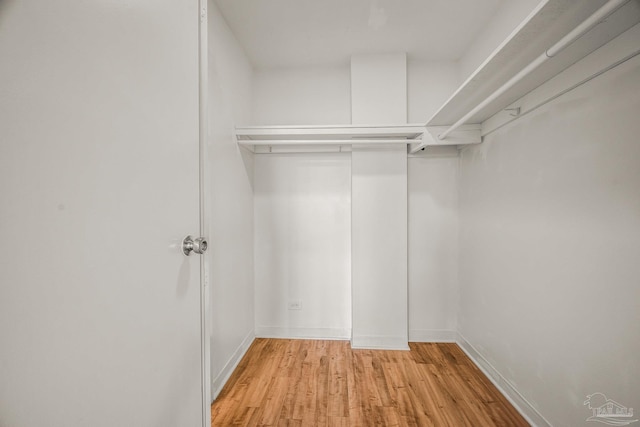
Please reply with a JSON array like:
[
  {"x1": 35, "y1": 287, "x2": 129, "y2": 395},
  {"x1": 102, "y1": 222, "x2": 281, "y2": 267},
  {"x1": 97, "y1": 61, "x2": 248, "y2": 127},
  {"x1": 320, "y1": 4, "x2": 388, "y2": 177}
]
[{"x1": 350, "y1": 54, "x2": 409, "y2": 349}]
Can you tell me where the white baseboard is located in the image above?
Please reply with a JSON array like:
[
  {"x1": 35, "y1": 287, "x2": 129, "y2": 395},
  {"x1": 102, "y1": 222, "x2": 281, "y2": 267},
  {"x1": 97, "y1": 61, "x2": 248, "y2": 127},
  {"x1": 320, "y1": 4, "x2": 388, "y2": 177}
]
[
  {"x1": 255, "y1": 326, "x2": 351, "y2": 340},
  {"x1": 455, "y1": 332, "x2": 551, "y2": 427},
  {"x1": 211, "y1": 330, "x2": 255, "y2": 401},
  {"x1": 351, "y1": 334, "x2": 410, "y2": 350},
  {"x1": 409, "y1": 329, "x2": 457, "y2": 342}
]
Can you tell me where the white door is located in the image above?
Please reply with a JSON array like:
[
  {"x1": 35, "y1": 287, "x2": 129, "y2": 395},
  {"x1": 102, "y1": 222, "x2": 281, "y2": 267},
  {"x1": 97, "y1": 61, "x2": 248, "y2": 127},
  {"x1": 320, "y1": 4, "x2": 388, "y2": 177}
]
[{"x1": 0, "y1": 1, "x2": 208, "y2": 426}]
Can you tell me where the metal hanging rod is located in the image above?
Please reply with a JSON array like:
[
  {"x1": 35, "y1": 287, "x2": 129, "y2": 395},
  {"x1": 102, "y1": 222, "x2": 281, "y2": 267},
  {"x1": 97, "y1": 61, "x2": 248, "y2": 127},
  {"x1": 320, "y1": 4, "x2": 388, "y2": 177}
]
[{"x1": 438, "y1": 0, "x2": 630, "y2": 141}]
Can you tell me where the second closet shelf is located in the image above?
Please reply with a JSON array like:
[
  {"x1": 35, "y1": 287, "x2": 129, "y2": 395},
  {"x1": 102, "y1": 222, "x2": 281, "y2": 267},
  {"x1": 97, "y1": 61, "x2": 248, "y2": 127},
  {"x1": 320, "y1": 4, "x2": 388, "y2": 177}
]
[{"x1": 236, "y1": 124, "x2": 481, "y2": 153}]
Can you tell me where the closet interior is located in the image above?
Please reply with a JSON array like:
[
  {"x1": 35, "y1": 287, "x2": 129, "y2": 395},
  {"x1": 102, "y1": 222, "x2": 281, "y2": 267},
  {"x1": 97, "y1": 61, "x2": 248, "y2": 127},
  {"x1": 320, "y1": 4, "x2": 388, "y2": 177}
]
[{"x1": 207, "y1": 1, "x2": 640, "y2": 425}]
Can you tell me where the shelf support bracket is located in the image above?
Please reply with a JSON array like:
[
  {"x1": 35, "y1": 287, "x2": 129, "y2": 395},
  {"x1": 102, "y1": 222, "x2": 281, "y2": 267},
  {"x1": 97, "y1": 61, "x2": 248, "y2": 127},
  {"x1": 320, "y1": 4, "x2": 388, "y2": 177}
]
[{"x1": 409, "y1": 125, "x2": 482, "y2": 154}]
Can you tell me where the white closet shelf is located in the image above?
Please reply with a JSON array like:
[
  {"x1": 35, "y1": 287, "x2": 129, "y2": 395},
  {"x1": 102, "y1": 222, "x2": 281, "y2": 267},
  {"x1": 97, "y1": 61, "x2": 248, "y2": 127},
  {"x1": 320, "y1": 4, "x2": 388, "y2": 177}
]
[
  {"x1": 425, "y1": 0, "x2": 640, "y2": 138},
  {"x1": 237, "y1": 124, "x2": 422, "y2": 153},
  {"x1": 236, "y1": 124, "x2": 424, "y2": 140},
  {"x1": 236, "y1": 124, "x2": 482, "y2": 153}
]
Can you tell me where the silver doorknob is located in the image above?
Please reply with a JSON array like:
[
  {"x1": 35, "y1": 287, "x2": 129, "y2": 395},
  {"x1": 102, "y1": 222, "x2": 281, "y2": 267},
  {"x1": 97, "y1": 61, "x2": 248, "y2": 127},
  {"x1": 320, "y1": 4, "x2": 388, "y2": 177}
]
[{"x1": 182, "y1": 235, "x2": 208, "y2": 256}]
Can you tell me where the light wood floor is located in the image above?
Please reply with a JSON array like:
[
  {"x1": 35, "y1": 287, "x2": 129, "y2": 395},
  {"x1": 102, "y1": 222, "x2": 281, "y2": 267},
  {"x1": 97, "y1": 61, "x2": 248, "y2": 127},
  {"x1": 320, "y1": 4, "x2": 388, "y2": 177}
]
[{"x1": 211, "y1": 338, "x2": 529, "y2": 426}]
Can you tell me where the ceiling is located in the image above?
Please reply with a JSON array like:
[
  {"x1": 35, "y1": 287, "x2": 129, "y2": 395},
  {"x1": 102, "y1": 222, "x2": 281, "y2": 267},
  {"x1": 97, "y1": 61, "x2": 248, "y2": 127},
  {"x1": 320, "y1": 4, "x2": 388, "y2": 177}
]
[{"x1": 214, "y1": 0, "x2": 506, "y2": 69}]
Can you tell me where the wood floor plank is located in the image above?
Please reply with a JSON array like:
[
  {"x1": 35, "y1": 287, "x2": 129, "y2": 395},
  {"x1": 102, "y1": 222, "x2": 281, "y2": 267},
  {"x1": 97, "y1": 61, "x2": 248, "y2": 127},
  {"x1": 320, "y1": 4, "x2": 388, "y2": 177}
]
[
  {"x1": 211, "y1": 339, "x2": 530, "y2": 427},
  {"x1": 415, "y1": 363, "x2": 471, "y2": 426},
  {"x1": 371, "y1": 356, "x2": 394, "y2": 407},
  {"x1": 327, "y1": 343, "x2": 349, "y2": 418},
  {"x1": 260, "y1": 376, "x2": 290, "y2": 425},
  {"x1": 314, "y1": 352, "x2": 330, "y2": 426}
]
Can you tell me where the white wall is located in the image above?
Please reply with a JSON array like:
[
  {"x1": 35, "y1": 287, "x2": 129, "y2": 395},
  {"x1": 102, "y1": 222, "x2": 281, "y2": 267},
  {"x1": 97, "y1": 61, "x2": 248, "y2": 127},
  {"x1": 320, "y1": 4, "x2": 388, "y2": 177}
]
[
  {"x1": 251, "y1": 60, "x2": 459, "y2": 125},
  {"x1": 351, "y1": 53, "x2": 407, "y2": 124},
  {"x1": 458, "y1": 52, "x2": 640, "y2": 426},
  {"x1": 408, "y1": 148, "x2": 459, "y2": 342},
  {"x1": 251, "y1": 65, "x2": 351, "y2": 125},
  {"x1": 407, "y1": 60, "x2": 460, "y2": 123},
  {"x1": 457, "y1": 0, "x2": 541, "y2": 82},
  {"x1": 252, "y1": 150, "x2": 461, "y2": 345},
  {"x1": 407, "y1": 62, "x2": 461, "y2": 342},
  {"x1": 254, "y1": 153, "x2": 352, "y2": 339},
  {"x1": 207, "y1": 1, "x2": 255, "y2": 399}
]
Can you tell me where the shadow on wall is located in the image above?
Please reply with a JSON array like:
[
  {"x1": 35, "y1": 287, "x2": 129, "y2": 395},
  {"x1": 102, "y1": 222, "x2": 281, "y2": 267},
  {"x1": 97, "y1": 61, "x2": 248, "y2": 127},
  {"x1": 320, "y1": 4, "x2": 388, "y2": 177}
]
[
  {"x1": 0, "y1": 0, "x2": 14, "y2": 11},
  {"x1": 240, "y1": 146, "x2": 254, "y2": 190},
  {"x1": 0, "y1": 0, "x2": 16, "y2": 24}
]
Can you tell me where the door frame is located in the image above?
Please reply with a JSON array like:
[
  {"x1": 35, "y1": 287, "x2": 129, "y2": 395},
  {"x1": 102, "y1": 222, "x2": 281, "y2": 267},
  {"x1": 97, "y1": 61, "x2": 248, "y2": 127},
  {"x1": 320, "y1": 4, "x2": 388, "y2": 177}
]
[{"x1": 198, "y1": 0, "x2": 211, "y2": 424}]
